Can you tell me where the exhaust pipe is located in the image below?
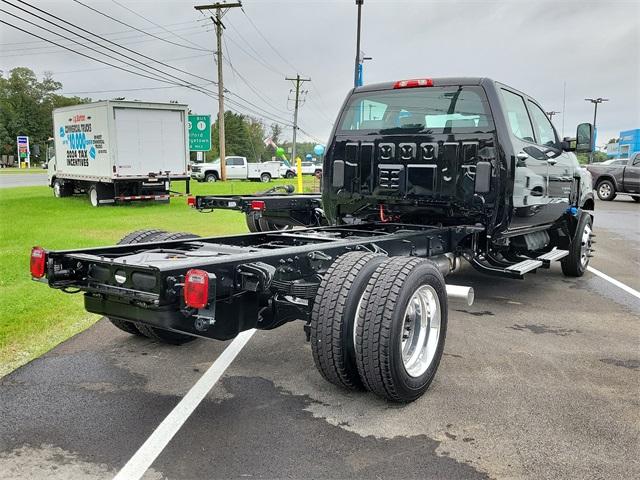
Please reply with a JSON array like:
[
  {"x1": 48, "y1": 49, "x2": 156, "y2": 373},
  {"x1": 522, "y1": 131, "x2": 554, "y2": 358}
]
[{"x1": 446, "y1": 285, "x2": 474, "y2": 306}]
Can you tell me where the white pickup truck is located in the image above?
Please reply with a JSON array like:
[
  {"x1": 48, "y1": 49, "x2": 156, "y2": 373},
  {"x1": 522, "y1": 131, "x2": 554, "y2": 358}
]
[{"x1": 191, "y1": 156, "x2": 280, "y2": 182}]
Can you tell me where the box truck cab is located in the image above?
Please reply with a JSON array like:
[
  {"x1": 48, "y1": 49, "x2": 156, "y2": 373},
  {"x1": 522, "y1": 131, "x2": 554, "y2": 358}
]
[{"x1": 49, "y1": 100, "x2": 191, "y2": 206}]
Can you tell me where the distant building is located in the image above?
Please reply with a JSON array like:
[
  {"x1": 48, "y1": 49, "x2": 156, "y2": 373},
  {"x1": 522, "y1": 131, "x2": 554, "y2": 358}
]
[{"x1": 606, "y1": 129, "x2": 640, "y2": 158}]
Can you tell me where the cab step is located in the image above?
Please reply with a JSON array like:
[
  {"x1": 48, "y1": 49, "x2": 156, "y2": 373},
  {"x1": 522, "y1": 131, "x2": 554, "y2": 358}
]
[
  {"x1": 505, "y1": 259, "x2": 543, "y2": 276},
  {"x1": 537, "y1": 248, "x2": 569, "y2": 268}
]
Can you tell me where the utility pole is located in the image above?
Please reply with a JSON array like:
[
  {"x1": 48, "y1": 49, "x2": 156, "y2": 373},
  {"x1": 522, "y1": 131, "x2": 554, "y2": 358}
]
[
  {"x1": 194, "y1": 2, "x2": 242, "y2": 181},
  {"x1": 354, "y1": 0, "x2": 363, "y2": 87},
  {"x1": 546, "y1": 111, "x2": 561, "y2": 121},
  {"x1": 285, "y1": 74, "x2": 311, "y2": 166},
  {"x1": 584, "y1": 97, "x2": 609, "y2": 163}
]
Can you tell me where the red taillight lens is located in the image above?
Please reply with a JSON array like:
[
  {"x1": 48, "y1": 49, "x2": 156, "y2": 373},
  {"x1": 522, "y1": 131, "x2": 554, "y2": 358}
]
[
  {"x1": 187, "y1": 196, "x2": 196, "y2": 207},
  {"x1": 184, "y1": 269, "x2": 209, "y2": 309},
  {"x1": 250, "y1": 200, "x2": 265, "y2": 211},
  {"x1": 30, "y1": 246, "x2": 46, "y2": 278},
  {"x1": 393, "y1": 78, "x2": 434, "y2": 89}
]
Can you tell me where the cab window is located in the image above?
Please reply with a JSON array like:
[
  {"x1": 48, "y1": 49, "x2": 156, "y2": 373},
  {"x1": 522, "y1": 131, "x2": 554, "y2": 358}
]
[
  {"x1": 338, "y1": 86, "x2": 494, "y2": 133},
  {"x1": 528, "y1": 101, "x2": 557, "y2": 146},
  {"x1": 500, "y1": 89, "x2": 535, "y2": 142}
]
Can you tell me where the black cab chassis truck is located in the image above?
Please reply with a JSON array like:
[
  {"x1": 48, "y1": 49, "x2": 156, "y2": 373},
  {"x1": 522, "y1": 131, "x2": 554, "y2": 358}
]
[{"x1": 31, "y1": 78, "x2": 596, "y2": 402}]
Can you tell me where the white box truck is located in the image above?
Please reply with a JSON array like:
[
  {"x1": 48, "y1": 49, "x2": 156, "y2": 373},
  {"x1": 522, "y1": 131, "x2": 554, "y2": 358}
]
[{"x1": 48, "y1": 100, "x2": 191, "y2": 206}]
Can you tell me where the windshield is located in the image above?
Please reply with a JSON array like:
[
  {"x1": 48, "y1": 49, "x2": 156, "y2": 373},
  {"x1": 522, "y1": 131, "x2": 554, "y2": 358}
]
[{"x1": 338, "y1": 85, "x2": 494, "y2": 133}]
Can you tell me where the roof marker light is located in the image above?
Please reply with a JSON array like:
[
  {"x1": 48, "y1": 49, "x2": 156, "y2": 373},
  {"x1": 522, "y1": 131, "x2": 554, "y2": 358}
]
[{"x1": 393, "y1": 78, "x2": 434, "y2": 89}]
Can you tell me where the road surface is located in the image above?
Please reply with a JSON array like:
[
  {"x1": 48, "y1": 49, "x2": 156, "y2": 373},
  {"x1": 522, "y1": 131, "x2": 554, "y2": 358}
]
[
  {"x1": 0, "y1": 173, "x2": 48, "y2": 189},
  {"x1": 1, "y1": 198, "x2": 638, "y2": 480}
]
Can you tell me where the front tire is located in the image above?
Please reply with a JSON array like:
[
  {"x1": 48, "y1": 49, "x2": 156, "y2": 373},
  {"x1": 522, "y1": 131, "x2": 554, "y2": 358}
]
[
  {"x1": 311, "y1": 252, "x2": 386, "y2": 390},
  {"x1": 355, "y1": 257, "x2": 448, "y2": 403},
  {"x1": 561, "y1": 212, "x2": 593, "y2": 277},
  {"x1": 596, "y1": 180, "x2": 616, "y2": 201},
  {"x1": 53, "y1": 179, "x2": 72, "y2": 198},
  {"x1": 205, "y1": 173, "x2": 218, "y2": 183}
]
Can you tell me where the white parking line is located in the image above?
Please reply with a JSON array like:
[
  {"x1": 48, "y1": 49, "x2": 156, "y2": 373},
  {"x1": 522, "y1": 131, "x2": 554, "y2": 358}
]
[
  {"x1": 113, "y1": 328, "x2": 256, "y2": 480},
  {"x1": 587, "y1": 266, "x2": 640, "y2": 300}
]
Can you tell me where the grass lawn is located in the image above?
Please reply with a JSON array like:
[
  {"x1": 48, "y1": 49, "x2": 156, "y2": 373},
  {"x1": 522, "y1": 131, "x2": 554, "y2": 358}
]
[
  {"x1": 0, "y1": 168, "x2": 47, "y2": 174},
  {"x1": 0, "y1": 177, "x2": 320, "y2": 376}
]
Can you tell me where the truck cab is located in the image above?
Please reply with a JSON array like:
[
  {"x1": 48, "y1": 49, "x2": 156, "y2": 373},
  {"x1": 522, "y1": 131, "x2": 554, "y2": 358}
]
[
  {"x1": 324, "y1": 77, "x2": 593, "y2": 242},
  {"x1": 191, "y1": 156, "x2": 279, "y2": 183}
]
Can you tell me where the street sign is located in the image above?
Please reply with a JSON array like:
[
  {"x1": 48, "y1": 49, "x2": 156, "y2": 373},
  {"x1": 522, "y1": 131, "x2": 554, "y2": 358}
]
[
  {"x1": 188, "y1": 115, "x2": 211, "y2": 151},
  {"x1": 17, "y1": 135, "x2": 30, "y2": 167}
]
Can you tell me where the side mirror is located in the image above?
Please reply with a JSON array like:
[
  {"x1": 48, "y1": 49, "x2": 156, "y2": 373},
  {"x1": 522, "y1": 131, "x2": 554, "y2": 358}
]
[
  {"x1": 561, "y1": 137, "x2": 576, "y2": 152},
  {"x1": 576, "y1": 123, "x2": 594, "y2": 153}
]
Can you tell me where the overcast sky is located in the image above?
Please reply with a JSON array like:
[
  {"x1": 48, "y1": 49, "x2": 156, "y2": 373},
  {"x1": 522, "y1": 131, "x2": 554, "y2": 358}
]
[{"x1": 1, "y1": 0, "x2": 638, "y2": 147}]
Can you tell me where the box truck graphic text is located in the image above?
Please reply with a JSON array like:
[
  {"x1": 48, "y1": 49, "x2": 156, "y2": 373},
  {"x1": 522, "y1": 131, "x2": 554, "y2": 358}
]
[{"x1": 61, "y1": 120, "x2": 96, "y2": 167}]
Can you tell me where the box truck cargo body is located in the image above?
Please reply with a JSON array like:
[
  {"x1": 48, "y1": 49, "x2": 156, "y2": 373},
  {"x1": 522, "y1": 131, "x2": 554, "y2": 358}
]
[{"x1": 48, "y1": 101, "x2": 191, "y2": 206}]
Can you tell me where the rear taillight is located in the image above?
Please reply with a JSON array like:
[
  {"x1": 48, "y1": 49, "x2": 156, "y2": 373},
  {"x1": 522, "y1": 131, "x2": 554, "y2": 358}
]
[
  {"x1": 250, "y1": 200, "x2": 265, "y2": 211},
  {"x1": 393, "y1": 78, "x2": 434, "y2": 89},
  {"x1": 184, "y1": 269, "x2": 209, "y2": 309},
  {"x1": 187, "y1": 196, "x2": 196, "y2": 207},
  {"x1": 30, "y1": 246, "x2": 46, "y2": 278}
]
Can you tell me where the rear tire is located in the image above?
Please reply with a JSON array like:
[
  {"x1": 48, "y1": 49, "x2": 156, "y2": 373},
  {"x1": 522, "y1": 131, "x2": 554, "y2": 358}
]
[
  {"x1": 561, "y1": 212, "x2": 593, "y2": 277},
  {"x1": 107, "y1": 229, "x2": 169, "y2": 335},
  {"x1": 311, "y1": 252, "x2": 386, "y2": 390},
  {"x1": 245, "y1": 211, "x2": 261, "y2": 232},
  {"x1": 260, "y1": 172, "x2": 271, "y2": 183},
  {"x1": 596, "y1": 180, "x2": 616, "y2": 201},
  {"x1": 355, "y1": 257, "x2": 448, "y2": 403},
  {"x1": 133, "y1": 230, "x2": 201, "y2": 345},
  {"x1": 257, "y1": 217, "x2": 292, "y2": 231}
]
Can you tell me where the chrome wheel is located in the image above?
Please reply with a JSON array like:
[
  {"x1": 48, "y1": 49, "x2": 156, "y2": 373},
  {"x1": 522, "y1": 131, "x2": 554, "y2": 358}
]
[
  {"x1": 400, "y1": 285, "x2": 441, "y2": 378},
  {"x1": 580, "y1": 223, "x2": 592, "y2": 268},
  {"x1": 89, "y1": 187, "x2": 98, "y2": 207},
  {"x1": 598, "y1": 182, "x2": 612, "y2": 199}
]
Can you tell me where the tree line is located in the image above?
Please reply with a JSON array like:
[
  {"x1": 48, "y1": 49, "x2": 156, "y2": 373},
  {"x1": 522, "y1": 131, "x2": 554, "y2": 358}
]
[
  {"x1": 1, "y1": 67, "x2": 319, "y2": 166},
  {"x1": 0, "y1": 67, "x2": 89, "y2": 161}
]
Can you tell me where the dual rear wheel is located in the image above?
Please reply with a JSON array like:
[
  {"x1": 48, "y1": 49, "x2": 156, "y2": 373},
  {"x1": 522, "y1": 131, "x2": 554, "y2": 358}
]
[{"x1": 311, "y1": 252, "x2": 448, "y2": 403}]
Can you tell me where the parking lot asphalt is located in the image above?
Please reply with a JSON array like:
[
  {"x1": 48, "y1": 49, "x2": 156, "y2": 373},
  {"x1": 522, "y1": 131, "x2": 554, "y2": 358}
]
[
  {"x1": 0, "y1": 173, "x2": 48, "y2": 189},
  {"x1": 1, "y1": 198, "x2": 638, "y2": 480}
]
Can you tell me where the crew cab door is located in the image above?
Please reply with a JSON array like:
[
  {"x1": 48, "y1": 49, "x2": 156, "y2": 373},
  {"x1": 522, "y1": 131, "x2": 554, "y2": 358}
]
[
  {"x1": 623, "y1": 153, "x2": 640, "y2": 193},
  {"x1": 499, "y1": 88, "x2": 571, "y2": 228},
  {"x1": 226, "y1": 157, "x2": 246, "y2": 179}
]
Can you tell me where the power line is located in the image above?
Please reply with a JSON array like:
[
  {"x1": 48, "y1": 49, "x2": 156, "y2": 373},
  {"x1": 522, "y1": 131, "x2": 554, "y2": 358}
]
[
  {"x1": 0, "y1": 19, "x2": 200, "y2": 46},
  {"x1": 71, "y1": 0, "x2": 212, "y2": 52},
  {"x1": 46, "y1": 53, "x2": 213, "y2": 76},
  {"x1": 0, "y1": 19, "x2": 203, "y2": 90},
  {"x1": 61, "y1": 82, "x2": 215, "y2": 96},
  {"x1": 4, "y1": 0, "x2": 217, "y2": 87},
  {"x1": 0, "y1": 25, "x2": 214, "y2": 58},
  {"x1": 225, "y1": 17, "x2": 285, "y2": 77},
  {"x1": 1, "y1": 23, "x2": 207, "y2": 53},
  {"x1": 111, "y1": 0, "x2": 205, "y2": 50},
  {"x1": 0, "y1": 3, "x2": 218, "y2": 97},
  {"x1": 241, "y1": 6, "x2": 298, "y2": 73}
]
